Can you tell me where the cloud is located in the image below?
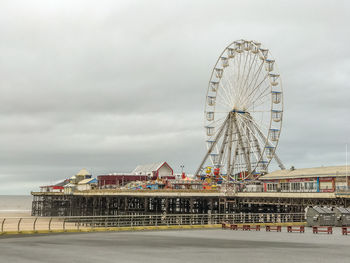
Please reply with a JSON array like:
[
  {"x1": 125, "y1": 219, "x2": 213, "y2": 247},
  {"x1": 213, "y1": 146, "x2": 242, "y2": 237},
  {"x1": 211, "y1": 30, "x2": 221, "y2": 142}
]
[{"x1": 0, "y1": 0, "x2": 349, "y2": 194}]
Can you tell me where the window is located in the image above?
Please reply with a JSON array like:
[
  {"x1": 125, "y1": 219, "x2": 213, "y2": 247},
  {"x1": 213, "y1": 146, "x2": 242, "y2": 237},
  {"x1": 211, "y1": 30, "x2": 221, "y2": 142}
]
[
  {"x1": 304, "y1": 182, "x2": 316, "y2": 192},
  {"x1": 280, "y1": 183, "x2": 290, "y2": 192},
  {"x1": 267, "y1": 183, "x2": 277, "y2": 192},
  {"x1": 291, "y1": 182, "x2": 301, "y2": 191}
]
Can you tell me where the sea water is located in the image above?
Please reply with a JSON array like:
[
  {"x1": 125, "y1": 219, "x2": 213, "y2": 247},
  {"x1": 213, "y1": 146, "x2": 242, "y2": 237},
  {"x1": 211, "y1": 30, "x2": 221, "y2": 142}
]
[{"x1": 0, "y1": 195, "x2": 32, "y2": 215}]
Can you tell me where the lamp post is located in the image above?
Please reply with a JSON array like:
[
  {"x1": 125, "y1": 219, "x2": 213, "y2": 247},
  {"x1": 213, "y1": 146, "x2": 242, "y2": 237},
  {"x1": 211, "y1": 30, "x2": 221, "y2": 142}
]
[{"x1": 346, "y1": 144, "x2": 349, "y2": 191}]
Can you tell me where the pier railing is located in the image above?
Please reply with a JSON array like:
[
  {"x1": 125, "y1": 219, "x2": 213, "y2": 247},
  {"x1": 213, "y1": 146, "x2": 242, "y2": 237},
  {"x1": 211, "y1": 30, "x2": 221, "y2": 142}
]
[{"x1": 0, "y1": 213, "x2": 305, "y2": 234}]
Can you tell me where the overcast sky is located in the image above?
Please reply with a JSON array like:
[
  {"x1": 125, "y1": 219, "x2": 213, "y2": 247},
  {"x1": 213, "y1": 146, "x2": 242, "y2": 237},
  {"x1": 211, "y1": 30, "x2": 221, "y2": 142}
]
[{"x1": 0, "y1": 0, "x2": 349, "y2": 194}]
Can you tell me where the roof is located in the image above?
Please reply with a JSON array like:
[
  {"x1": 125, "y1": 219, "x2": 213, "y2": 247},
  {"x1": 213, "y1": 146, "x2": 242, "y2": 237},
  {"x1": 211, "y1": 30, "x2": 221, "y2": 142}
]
[
  {"x1": 78, "y1": 178, "x2": 97, "y2": 185},
  {"x1": 132, "y1": 162, "x2": 169, "y2": 175},
  {"x1": 312, "y1": 206, "x2": 334, "y2": 214},
  {"x1": 54, "y1": 179, "x2": 69, "y2": 187},
  {"x1": 260, "y1": 165, "x2": 349, "y2": 180},
  {"x1": 76, "y1": 168, "x2": 91, "y2": 176},
  {"x1": 334, "y1": 207, "x2": 350, "y2": 214},
  {"x1": 40, "y1": 179, "x2": 69, "y2": 188},
  {"x1": 103, "y1": 173, "x2": 141, "y2": 176}
]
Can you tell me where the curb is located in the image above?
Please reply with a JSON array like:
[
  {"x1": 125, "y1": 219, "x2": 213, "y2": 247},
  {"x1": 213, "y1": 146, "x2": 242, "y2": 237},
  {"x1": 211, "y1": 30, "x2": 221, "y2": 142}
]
[
  {"x1": 0, "y1": 222, "x2": 307, "y2": 236},
  {"x1": 0, "y1": 224, "x2": 222, "y2": 236}
]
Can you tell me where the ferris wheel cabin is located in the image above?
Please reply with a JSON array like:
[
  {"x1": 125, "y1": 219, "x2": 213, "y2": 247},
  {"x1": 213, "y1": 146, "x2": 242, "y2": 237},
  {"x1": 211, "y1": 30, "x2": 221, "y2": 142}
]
[
  {"x1": 272, "y1": 91, "x2": 282, "y2": 104},
  {"x1": 272, "y1": 110, "x2": 282, "y2": 122}
]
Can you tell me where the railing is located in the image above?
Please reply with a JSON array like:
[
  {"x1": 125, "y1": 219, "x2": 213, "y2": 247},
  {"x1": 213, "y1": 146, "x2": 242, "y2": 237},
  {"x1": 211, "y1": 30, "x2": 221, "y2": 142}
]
[{"x1": 0, "y1": 213, "x2": 305, "y2": 233}]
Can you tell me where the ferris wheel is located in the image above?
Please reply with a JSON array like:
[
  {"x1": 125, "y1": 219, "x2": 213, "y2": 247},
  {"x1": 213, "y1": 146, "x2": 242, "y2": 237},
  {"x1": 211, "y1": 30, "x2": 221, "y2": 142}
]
[{"x1": 195, "y1": 39, "x2": 285, "y2": 181}]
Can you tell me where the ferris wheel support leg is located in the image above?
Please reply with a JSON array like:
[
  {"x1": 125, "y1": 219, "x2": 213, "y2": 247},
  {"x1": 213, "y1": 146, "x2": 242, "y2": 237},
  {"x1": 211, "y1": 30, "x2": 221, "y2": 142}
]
[
  {"x1": 217, "y1": 119, "x2": 230, "y2": 166},
  {"x1": 273, "y1": 154, "x2": 286, "y2": 170},
  {"x1": 229, "y1": 142, "x2": 239, "y2": 181},
  {"x1": 232, "y1": 114, "x2": 252, "y2": 175},
  {"x1": 252, "y1": 121, "x2": 286, "y2": 171},
  {"x1": 244, "y1": 122, "x2": 254, "y2": 179},
  {"x1": 245, "y1": 117, "x2": 264, "y2": 172},
  {"x1": 195, "y1": 116, "x2": 229, "y2": 176},
  {"x1": 226, "y1": 114, "x2": 234, "y2": 180}
]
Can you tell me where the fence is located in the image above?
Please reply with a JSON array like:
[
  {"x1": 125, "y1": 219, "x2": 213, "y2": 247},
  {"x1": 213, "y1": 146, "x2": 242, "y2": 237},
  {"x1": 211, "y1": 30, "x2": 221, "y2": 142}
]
[{"x1": 0, "y1": 213, "x2": 305, "y2": 233}]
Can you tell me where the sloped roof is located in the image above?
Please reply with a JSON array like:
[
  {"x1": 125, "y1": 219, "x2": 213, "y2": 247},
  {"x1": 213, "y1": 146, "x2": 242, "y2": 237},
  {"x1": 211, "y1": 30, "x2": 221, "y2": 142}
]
[
  {"x1": 260, "y1": 165, "x2": 348, "y2": 180},
  {"x1": 76, "y1": 168, "x2": 91, "y2": 176},
  {"x1": 40, "y1": 179, "x2": 69, "y2": 188},
  {"x1": 78, "y1": 178, "x2": 97, "y2": 185},
  {"x1": 54, "y1": 179, "x2": 69, "y2": 187},
  {"x1": 132, "y1": 162, "x2": 166, "y2": 175}
]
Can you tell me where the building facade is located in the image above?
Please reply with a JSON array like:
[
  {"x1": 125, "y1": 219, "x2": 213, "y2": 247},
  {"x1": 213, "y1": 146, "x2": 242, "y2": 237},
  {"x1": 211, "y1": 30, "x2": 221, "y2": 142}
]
[{"x1": 260, "y1": 166, "x2": 349, "y2": 193}]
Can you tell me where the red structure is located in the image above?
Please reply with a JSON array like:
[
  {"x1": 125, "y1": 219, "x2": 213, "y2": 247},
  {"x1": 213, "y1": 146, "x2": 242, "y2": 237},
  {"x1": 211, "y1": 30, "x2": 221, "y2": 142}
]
[
  {"x1": 40, "y1": 179, "x2": 69, "y2": 193},
  {"x1": 312, "y1": 226, "x2": 333, "y2": 234}
]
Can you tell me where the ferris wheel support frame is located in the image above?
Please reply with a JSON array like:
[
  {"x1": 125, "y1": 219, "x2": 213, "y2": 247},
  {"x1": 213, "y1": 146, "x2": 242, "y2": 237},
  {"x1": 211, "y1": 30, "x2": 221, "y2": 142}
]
[
  {"x1": 195, "y1": 111, "x2": 259, "y2": 178},
  {"x1": 226, "y1": 113, "x2": 234, "y2": 179},
  {"x1": 195, "y1": 115, "x2": 230, "y2": 176},
  {"x1": 232, "y1": 113, "x2": 252, "y2": 177},
  {"x1": 251, "y1": 121, "x2": 286, "y2": 170}
]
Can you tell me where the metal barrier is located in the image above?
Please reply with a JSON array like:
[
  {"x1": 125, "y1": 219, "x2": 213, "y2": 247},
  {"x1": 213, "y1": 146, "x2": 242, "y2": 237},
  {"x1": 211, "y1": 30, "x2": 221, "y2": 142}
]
[{"x1": 0, "y1": 213, "x2": 305, "y2": 233}]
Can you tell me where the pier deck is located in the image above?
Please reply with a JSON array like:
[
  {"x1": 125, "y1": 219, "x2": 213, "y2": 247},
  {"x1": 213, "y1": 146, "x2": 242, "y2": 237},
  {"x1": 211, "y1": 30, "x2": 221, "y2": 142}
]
[{"x1": 31, "y1": 190, "x2": 350, "y2": 217}]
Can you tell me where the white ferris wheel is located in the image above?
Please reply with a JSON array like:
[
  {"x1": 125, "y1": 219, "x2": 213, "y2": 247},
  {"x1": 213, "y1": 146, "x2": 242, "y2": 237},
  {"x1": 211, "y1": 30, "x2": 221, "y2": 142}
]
[{"x1": 195, "y1": 39, "x2": 285, "y2": 181}]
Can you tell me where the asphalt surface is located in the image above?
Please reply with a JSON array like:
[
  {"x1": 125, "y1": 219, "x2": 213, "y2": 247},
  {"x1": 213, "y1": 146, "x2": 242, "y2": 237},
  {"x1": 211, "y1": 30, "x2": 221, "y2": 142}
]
[{"x1": 0, "y1": 228, "x2": 350, "y2": 263}]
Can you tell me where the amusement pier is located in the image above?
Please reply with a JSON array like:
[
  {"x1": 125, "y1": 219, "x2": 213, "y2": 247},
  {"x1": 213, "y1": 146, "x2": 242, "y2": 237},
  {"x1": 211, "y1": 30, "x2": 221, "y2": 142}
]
[
  {"x1": 31, "y1": 165, "x2": 350, "y2": 217},
  {"x1": 31, "y1": 40, "x2": 350, "y2": 221}
]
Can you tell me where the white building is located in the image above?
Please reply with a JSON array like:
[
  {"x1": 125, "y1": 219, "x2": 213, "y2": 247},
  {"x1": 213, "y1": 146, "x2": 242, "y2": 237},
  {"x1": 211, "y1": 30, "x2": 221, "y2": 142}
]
[{"x1": 76, "y1": 178, "x2": 98, "y2": 191}]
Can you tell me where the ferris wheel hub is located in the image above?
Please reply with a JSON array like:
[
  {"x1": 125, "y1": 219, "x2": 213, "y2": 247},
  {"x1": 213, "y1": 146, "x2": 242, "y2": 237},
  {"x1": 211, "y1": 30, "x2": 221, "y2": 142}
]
[{"x1": 231, "y1": 109, "x2": 247, "y2": 114}]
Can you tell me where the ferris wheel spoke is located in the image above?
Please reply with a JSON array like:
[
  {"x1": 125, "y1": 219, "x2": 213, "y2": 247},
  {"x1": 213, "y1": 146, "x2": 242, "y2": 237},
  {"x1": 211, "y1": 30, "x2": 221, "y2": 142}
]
[
  {"x1": 238, "y1": 53, "x2": 258, "y2": 105},
  {"x1": 240, "y1": 52, "x2": 257, "y2": 99},
  {"x1": 216, "y1": 86, "x2": 234, "y2": 108},
  {"x1": 235, "y1": 52, "x2": 242, "y2": 99},
  {"x1": 243, "y1": 60, "x2": 264, "y2": 99},
  {"x1": 218, "y1": 78, "x2": 235, "y2": 108},
  {"x1": 248, "y1": 94, "x2": 271, "y2": 111},
  {"x1": 223, "y1": 69, "x2": 238, "y2": 106},
  {"x1": 236, "y1": 55, "x2": 246, "y2": 101},
  {"x1": 247, "y1": 81, "x2": 271, "y2": 108},
  {"x1": 237, "y1": 51, "x2": 250, "y2": 96},
  {"x1": 242, "y1": 73, "x2": 269, "y2": 107},
  {"x1": 206, "y1": 115, "x2": 226, "y2": 127},
  {"x1": 248, "y1": 93, "x2": 274, "y2": 113},
  {"x1": 238, "y1": 113, "x2": 271, "y2": 133},
  {"x1": 224, "y1": 61, "x2": 238, "y2": 101},
  {"x1": 216, "y1": 95, "x2": 234, "y2": 111}
]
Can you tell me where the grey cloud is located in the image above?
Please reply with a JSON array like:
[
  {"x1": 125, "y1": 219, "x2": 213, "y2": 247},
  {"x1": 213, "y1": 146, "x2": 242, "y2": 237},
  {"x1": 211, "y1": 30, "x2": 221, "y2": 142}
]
[{"x1": 0, "y1": 0, "x2": 349, "y2": 194}]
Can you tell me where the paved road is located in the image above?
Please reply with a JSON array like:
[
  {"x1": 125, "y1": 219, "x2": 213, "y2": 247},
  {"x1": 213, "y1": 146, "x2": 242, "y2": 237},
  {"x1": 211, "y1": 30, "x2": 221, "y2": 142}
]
[{"x1": 0, "y1": 229, "x2": 350, "y2": 263}]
